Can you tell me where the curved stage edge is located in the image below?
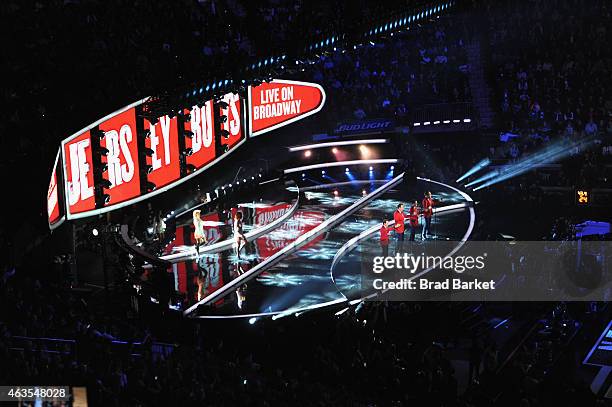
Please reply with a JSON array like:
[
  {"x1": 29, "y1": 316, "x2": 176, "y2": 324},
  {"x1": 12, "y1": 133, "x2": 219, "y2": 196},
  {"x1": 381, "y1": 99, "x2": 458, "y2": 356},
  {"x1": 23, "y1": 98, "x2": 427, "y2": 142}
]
[
  {"x1": 161, "y1": 183, "x2": 301, "y2": 262},
  {"x1": 191, "y1": 177, "x2": 476, "y2": 320},
  {"x1": 184, "y1": 172, "x2": 406, "y2": 316}
]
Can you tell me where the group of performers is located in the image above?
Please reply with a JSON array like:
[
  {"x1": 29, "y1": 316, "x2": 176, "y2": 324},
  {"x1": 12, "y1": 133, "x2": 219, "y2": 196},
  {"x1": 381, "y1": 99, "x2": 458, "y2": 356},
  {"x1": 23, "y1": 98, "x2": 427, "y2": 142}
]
[
  {"x1": 193, "y1": 209, "x2": 247, "y2": 258},
  {"x1": 192, "y1": 191, "x2": 436, "y2": 260},
  {"x1": 380, "y1": 191, "x2": 436, "y2": 255}
]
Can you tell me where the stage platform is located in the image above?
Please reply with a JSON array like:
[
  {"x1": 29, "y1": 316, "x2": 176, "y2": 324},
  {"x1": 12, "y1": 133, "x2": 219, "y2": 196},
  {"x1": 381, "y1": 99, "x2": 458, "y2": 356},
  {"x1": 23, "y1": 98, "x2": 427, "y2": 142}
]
[{"x1": 163, "y1": 176, "x2": 475, "y2": 319}]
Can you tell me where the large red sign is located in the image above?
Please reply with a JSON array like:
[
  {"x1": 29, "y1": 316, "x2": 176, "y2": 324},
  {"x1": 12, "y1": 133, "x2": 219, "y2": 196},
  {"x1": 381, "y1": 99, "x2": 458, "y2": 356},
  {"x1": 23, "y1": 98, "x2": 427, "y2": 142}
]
[
  {"x1": 248, "y1": 80, "x2": 326, "y2": 137},
  {"x1": 220, "y1": 93, "x2": 243, "y2": 149},
  {"x1": 53, "y1": 81, "x2": 323, "y2": 224},
  {"x1": 255, "y1": 210, "x2": 325, "y2": 259},
  {"x1": 47, "y1": 150, "x2": 64, "y2": 227},
  {"x1": 185, "y1": 101, "x2": 216, "y2": 170},
  {"x1": 145, "y1": 115, "x2": 181, "y2": 189},
  {"x1": 99, "y1": 108, "x2": 141, "y2": 206},
  {"x1": 64, "y1": 130, "x2": 96, "y2": 214},
  {"x1": 254, "y1": 202, "x2": 292, "y2": 227}
]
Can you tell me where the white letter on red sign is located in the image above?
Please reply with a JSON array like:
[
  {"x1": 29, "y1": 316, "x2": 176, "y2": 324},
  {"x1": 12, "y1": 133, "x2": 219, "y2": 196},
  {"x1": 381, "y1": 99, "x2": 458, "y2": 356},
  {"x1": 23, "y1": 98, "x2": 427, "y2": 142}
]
[
  {"x1": 160, "y1": 116, "x2": 171, "y2": 165},
  {"x1": 191, "y1": 104, "x2": 213, "y2": 153},
  {"x1": 119, "y1": 124, "x2": 134, "y2": 182},
  {"x1": 105, "y1": 125, "x2": 134, "y2": 187},
  {"x1": 149, "y1": 122, "x2": 161, "y2": 170},
  {"x1": 106, "y1": 130, "x2": 121, "y2": 187},
  {"x1": 68, "y1": 139, "x2": 94, "y2": 205},
  {"x1": 223, "y1": 94, "x2": 240, "y2": 136}
]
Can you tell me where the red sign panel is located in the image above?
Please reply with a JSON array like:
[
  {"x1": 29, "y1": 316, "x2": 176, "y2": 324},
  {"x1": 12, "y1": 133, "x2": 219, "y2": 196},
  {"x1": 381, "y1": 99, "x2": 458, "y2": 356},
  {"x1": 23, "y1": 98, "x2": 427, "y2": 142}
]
[
  {"x1": 145, "y1": 115, "x2": 181, "y2": 189},
  {"x1": 185, "y1": 101, "x2": 216, "y2": 170},
  {"x1": 99, "y1": 108, "x2": 141, "y2": 207},
  {"x1": 254, "y1": 202, "x2": 292, "y2": 227},
  {"x1": 255, "y1": 210, "x2": 325, "y2": 259},
  {"x1": 64, "y1": 130, "x2": 95, "y2": 214},
  {"x1": 47, "y1": 150, "x2": 63, "y2": 226},
  {"x1": 220, "y1": 93, "x2": 243, "y2": 149},
  {"x1": 248, "y1": 80, "x2": 326, "y2": 137},
  {"x1": 54, "y1": 90, "x2": 251, "y2": 223}
]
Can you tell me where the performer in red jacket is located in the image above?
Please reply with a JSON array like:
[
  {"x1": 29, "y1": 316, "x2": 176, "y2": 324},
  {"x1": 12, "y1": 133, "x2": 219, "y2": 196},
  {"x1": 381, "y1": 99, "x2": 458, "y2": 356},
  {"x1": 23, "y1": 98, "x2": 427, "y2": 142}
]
[
  {"x1": 421, "y1": 191, "x2": 434, "y2": 240},
  {"x1": 380, "y1": 219, "x2": 391, "y2": 257},
  {"x1": 408, "y1": 200, "x2": 420, "y2": 241},
  {"x1": 393, "y1": 203, "x2": 406, "y2": 251}
]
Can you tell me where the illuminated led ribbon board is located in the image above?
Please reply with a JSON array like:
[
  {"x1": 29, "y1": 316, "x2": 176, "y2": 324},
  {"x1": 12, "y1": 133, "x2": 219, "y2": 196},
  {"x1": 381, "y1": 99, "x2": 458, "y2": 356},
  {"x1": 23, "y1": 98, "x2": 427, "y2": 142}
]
[{"x1": 47, "y1": 80, "x2": 326, "y2": 229}]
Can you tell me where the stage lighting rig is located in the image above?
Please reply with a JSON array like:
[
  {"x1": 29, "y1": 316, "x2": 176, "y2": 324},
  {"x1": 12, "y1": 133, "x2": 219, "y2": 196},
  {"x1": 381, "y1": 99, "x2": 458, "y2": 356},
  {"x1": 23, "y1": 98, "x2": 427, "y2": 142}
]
[
  {"x1": 186, "y1": 164, "x2": 197, "y2": 174},
  {"x1": 134, "y1": 107, "x2": 159, "y2": 194},
  {"x1": 215, "y1": 100, "x2": 229, "y2": 110},
  {"x1": 144, "y1": 181, "x2": 156, "y2": 193},
  {"x1": 213, "y1": 97, "x2": 231, "y2": 156},
  {"x1": 90, "y1": 126, "x2": 112, "y2": 208}
]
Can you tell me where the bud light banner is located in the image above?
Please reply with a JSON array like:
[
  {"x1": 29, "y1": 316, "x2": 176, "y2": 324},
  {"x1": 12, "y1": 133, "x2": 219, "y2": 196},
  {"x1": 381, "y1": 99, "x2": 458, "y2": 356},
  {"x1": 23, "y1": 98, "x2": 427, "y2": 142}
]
[
  {"x1": 334, "y1": 118, "x2": 395, "y2": 136},
  {"x1": 248, "y1": 80, "x2": 326, "y2": 137}
]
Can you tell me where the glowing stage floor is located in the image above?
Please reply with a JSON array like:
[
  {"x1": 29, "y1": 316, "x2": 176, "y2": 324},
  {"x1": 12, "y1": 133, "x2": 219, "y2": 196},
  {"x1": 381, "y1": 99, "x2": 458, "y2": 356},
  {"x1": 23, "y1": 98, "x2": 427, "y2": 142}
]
[{"x1": 167, "y1": 178, "x2": 475, "y2": 319}]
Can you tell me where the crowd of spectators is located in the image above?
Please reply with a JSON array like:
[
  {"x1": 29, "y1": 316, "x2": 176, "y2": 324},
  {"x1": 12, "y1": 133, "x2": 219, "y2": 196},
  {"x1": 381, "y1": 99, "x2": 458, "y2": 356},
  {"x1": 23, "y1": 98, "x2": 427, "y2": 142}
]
[
  {"x1": 310, "y1": 13, "x2": 472, "y2": 124},
  {"x1": 3, "y1": 0, "x2": 612, "y2": 405},
  {"x1": 0, "y1": 0, "x2": 390, "y2": 264},
  {"x1": 484, "y1": 0, "x2": 611, "y2": 188},
  {"x1": 2, "y1": 269, "x2": 605, "y2": 406}
]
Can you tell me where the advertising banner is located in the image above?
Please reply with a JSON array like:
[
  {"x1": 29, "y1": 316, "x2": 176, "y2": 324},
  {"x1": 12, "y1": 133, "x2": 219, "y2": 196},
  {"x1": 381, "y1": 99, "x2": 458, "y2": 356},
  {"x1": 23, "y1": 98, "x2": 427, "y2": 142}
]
[
  {"x1": 52, "y1": 81, "x2": 322, "y2": 225},
  {"x1": 145, "y1": 114, "x2": 181, "y2": 189},
  {"x1": 219, "y1": 92, "x2": 243, "y2": 149},
  {"x1": 255, "y1": 209, "x2": 325, "y2": 259},
  {"x1": 99, "y1": 107, "x2": 141, "y2": 206},
  {"x1": 63, "y1": 130, "x2": 96, "y2": 215},
  {"x1": 334, "y1": 118, "x2": 395, "y2": 136},
  {"x1": 47, "y1": 149, "x2": 65, "y2": 228},
  {"x1": 184, "y1": 101, "x2": 216, "y2": 170},
  {"x1": 248, "y1": 80, "x2": 326, "y2": 137}
]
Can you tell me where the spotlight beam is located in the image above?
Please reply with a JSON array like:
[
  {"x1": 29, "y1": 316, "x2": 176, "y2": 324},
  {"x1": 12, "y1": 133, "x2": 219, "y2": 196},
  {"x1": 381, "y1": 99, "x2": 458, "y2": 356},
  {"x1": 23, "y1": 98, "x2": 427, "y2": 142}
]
[
  {"x1": 473, "y1": 138, "x2": 595, "y2": 191},
  {"x1": 456, "y1": 158, "x2": 491, "y2": 182},
  {"x1": 464, "y1": 170, "x2": 500, "y2": 188}
]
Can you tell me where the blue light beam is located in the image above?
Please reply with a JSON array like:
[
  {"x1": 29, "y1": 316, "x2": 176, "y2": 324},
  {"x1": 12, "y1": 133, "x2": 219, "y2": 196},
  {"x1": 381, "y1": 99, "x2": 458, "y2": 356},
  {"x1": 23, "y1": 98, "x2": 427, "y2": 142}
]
[{"x1": 456, "y1": 158, "x2": 491, "y2": 182}]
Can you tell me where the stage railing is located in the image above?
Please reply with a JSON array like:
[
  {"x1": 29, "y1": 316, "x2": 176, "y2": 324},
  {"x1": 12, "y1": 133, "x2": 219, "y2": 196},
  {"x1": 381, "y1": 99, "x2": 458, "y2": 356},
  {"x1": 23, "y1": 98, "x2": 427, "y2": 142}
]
[{"x1": 8, "y1": 335, "x2": 177, "y2": 360}]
